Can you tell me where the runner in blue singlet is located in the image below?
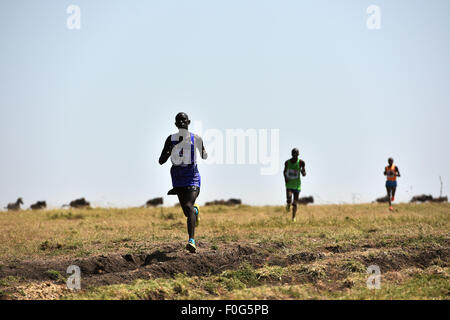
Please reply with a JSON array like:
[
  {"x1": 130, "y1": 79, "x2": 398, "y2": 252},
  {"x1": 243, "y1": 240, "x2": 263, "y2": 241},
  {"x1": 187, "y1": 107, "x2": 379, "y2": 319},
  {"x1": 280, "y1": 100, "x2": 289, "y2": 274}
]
[{"x1": 159, "y1": 112, "x2": 207, "y2": 253}]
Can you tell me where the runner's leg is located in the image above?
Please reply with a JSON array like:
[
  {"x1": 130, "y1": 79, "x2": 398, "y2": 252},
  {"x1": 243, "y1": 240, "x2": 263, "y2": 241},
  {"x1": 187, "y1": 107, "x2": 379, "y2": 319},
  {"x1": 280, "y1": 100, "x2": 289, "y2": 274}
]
[
  {"x1": 391, "y1": 187, "x2": 396, "y2": 201},
  {"x1": 177, "y1": 187, "x2": 200, "y2": 240},
  {"x1": 386, "y1": 186, "x2": 392, "y2": 207},
  {"x1": 292, "y1": 190, "x2": 299, "y2": 220},
  {"x1": 286, "y1": 189, "x2": 293, "y2": 212}
]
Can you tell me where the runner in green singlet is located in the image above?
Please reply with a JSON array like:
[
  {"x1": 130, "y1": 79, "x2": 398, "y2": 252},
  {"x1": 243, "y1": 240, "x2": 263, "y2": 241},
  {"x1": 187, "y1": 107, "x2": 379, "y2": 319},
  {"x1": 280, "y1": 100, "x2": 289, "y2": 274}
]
[{"x1": 283, "y1": 148, "x2": 306, "y2": 222}]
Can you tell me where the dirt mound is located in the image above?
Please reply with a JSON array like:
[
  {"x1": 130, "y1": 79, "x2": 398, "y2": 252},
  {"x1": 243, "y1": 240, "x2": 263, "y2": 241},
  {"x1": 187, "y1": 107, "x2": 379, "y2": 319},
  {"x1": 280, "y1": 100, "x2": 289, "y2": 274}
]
[
  {"x1": 0, "y1": 242, "x2": 269, "y2": 288},
  {"x1": 360, "y1": 247, "x2": 447, "y2": 271},
  {"x1": 1, "y1": 241, "x2": 447, "y2": 292}
]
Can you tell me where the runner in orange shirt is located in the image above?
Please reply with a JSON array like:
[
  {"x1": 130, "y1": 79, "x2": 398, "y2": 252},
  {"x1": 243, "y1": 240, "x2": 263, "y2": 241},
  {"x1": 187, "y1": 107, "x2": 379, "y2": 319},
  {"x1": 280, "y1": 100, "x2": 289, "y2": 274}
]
[{"x1": 384, "y1": 157, "x2": 401, "y2": 211}]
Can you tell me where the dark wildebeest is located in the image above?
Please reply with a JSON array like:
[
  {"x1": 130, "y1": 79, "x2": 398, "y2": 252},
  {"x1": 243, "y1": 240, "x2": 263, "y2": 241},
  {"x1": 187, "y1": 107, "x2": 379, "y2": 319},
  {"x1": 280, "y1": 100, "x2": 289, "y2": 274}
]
[
  {"x1": 69, "y1": 198, "x2": 90, "y2": 208},
  {"x1": 205, "y1": 200, "x2": 225, "y2": 206},
  {"x1": 146, "y1": 197, "x2": 163, "y2": 207},
  {"x1": 6, "y1": 198, "x2": 24, "y2": 211},
  {"x1": 374, "y1": 195, "x2": 390, "y2": 203},
  {"x1": 430, "y1": 196, "x2": 448, "y2": 203},
  {"x1": 410, "y1": 194, "x2": 433, "y2": 203},
  {"x1": 205, "y1": 199, "x2": 242, "y2": 206},
  {"x1": 226, "y1": 198, "x2": 242, "y2": 206},
  {"x1": 297, "y1": 196, "x2": 314, "y2": 205},
  {"x1": 30, "y1": 201, "x2": 47, "y2": 210}
]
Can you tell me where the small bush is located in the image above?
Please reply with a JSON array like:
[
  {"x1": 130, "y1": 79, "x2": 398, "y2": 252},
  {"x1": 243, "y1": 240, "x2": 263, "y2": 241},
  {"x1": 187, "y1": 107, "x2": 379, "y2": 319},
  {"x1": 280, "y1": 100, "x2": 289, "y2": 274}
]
[
  {"x1": 222, "y1": 262, "x2": 258, "y2": 287},
  {"x1": 48, "y1": 212, "x2": 84, "y2": 220},
  {"x1": 340, "y1": 260, "x2": 366, "y2": 273},
  {"x1": 203, "y1": 281, "x2": 219, "y2": 295},
  {"x1": 296, "y1": 265, "x2": 326, "y2": 280},
  {"x1": 45, "y1": 270, "x2": 66, "y2": 284},
  {"x1": 39, "y1": 240, "x2": 63, "y2": 251},
  {"x1": 161, "y1": 212, "x2": 176, "y2": 220}
]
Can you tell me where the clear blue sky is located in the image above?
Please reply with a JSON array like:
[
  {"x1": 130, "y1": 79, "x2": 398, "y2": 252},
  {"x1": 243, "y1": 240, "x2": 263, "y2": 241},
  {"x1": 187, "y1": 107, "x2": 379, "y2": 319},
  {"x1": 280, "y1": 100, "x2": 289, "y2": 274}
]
[{"x1": 1, "y1": 0, "x2": 449, "y2": 207}]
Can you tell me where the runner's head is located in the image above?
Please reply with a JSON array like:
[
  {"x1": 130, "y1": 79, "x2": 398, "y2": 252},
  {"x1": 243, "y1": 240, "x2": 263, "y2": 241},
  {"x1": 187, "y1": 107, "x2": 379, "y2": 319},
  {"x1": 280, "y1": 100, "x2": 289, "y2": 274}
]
[
  {"x1": 388, "y1": 157, "x2": 394, "y2": 166},
  {"x1": 175, "y1": 112, "x2": 190, "y2": 129},
  {"x1": 291, "y1": 148, "x2": 299, "y2": 159}
]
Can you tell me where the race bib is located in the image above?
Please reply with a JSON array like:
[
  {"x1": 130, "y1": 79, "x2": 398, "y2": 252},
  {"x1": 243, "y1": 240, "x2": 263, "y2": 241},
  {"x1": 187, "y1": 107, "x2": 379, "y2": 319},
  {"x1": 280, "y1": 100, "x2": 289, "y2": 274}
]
[{"x1": 287, "y1": 169, "x2": 299, "y2": 179}]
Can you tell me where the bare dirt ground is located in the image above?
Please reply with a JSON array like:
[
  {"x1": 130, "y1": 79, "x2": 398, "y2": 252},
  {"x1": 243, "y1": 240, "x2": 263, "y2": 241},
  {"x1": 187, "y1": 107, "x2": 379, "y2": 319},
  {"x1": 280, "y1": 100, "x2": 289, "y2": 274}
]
[{"x1": 1, "y1": 239, "x2": 447, "y2": 299}]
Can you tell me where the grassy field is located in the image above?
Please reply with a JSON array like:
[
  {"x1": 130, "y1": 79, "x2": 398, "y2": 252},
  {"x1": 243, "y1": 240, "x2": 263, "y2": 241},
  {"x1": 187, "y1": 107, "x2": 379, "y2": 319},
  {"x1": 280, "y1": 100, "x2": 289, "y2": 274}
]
[{"x1": 0, "y1": 203, "x2": 448, "y2": 300}]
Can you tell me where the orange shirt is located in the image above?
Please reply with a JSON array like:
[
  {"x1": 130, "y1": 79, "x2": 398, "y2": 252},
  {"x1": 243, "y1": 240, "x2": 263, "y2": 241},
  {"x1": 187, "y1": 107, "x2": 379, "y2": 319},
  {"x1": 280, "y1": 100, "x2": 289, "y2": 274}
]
[{"x1": 386, "y1": 165, "x2": 397, "y2": 181}]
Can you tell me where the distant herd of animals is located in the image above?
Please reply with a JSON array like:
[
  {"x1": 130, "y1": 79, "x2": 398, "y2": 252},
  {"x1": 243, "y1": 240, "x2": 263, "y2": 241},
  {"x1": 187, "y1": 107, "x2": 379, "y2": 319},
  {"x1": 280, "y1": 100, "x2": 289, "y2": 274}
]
[
  {"x1": 3, "y1": 197, "x2": 91, "y2": 211},
  {"x1": 3, "y1": 196, "x2": 313, "y2": 211},
  {"x1": 3, "y1": 194, "x2": 446, "y2": 211},
  {"x1": 171, "y1": 197, "x2": 314, "y2": 207},
  {"x1": 374, "y1": 194, "x2": 448, "y2": 204}
]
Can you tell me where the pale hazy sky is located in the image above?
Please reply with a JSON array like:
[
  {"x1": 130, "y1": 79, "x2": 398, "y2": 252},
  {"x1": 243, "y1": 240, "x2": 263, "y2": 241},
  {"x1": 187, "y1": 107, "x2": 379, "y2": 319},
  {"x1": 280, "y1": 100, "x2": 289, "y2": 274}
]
[{"x1": 1, "y1": 0, "x2": 449, "y2": 208}]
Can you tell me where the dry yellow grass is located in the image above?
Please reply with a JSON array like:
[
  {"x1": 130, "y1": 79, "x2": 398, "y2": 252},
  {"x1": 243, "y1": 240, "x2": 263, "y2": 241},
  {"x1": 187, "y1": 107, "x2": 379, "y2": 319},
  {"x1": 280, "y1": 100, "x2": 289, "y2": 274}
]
[{"x1": 0, "y1": 202, "x2": 449, "y2": 299}]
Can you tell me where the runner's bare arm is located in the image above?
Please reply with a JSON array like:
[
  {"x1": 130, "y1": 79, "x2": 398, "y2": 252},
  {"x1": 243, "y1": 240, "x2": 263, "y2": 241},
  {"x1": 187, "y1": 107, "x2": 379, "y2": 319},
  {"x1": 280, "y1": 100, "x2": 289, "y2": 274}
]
[
  {"x1": 283, "y1": 161, "x2": 289, "y2": 183},
  {"x1": 396, "y1": 167, "x2": 401, "y2": 177},
  {"x1": 159, "y1": 136, "x2": 173, "y2": 165},
  {"x1": 300, "y1": 160, "x2": 306, "y2": 176}
]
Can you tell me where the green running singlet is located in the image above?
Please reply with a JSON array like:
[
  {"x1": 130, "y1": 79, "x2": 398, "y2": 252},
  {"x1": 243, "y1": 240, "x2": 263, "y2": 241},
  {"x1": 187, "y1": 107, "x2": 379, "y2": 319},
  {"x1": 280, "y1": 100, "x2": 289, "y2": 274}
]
[{"x1": 285, "y1": 159, "x2": 301, "y2": 191}]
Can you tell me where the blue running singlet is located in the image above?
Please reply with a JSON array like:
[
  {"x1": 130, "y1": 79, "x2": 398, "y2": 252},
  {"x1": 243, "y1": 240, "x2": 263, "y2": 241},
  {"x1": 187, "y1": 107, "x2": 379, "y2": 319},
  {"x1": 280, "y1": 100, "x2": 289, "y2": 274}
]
[{"x1": 170, "y1": 132, "x2": 201, "y2": 188}]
